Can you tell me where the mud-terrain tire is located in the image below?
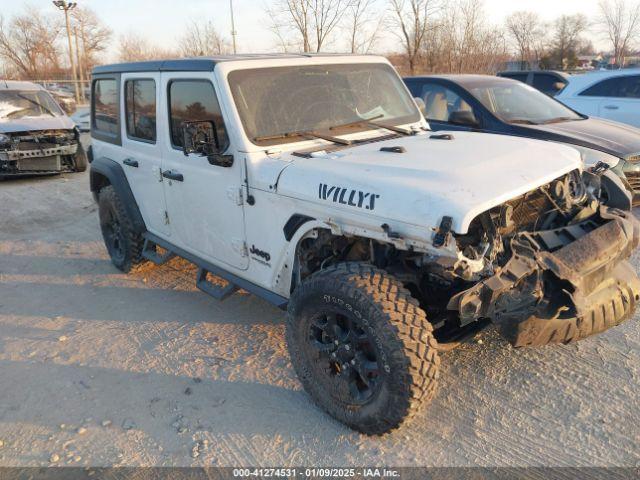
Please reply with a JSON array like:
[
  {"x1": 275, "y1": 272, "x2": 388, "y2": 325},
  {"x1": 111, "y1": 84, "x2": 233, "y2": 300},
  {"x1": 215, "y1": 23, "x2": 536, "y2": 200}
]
[
  {"x1": 98, "y1": 186, "x2": 144, "y2": 272},
  {"x1": 286, "y1": 263, "x2": 440, "y2": 435},
  {"x1": 73, "y1": 143, "x2": 88, "y2": 172}
]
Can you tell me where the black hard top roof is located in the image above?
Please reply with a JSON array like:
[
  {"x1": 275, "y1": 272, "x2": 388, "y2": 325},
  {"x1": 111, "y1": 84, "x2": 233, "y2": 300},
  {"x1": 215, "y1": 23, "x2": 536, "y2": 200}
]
[{"x1": 92, "y1": 53, "x2": 364, "y2": 75}]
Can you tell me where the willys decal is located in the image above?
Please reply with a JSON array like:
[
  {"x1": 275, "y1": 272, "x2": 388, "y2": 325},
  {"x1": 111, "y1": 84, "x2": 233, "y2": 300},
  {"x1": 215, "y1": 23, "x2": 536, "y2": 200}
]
[{"x1": 318, "y1": 183, "x2": 380, "y2": 211}]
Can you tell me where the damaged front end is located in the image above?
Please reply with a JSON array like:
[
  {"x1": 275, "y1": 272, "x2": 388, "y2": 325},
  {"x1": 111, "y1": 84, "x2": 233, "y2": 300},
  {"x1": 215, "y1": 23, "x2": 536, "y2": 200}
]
[
  {"x1": 0, "y1": 129, "x2": 80, "y2": 176},
  {"x1": 445, "y1": 169, "x2": 640, "y2": 346}
]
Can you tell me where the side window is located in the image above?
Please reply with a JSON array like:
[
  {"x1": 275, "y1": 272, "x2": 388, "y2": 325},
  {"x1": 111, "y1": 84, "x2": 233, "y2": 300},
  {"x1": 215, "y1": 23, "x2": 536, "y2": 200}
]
[
  {"x1": 532, "y1": 74, "x2": 566, "y2": 95},
  {"x1": 168, "y1": 80, "x2": 229, "y2": 151},
  {"x1": 93, "y1": 79, "x2": 118, "y2": 135},
  {"x1": 580, "y1": 77, "x2": 625, "y2": 98},
  {"x1": 125, "y1": 79, "x2": 156, "y2": 142},
  {"x1": 420, "y1": 84, "x2": 473, "y2": 123},
  {"x1": 620, "y1": 75, "x2": 640, "y2": 99}
]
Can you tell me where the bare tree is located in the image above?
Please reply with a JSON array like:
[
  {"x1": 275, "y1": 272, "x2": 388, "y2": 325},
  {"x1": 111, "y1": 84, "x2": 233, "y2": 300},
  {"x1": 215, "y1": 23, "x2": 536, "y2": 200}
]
[
  {"x1": 431, "y1": 0, "x2": 507, "y2": 74},
  {"x1": 70, "y1": 7, "x2": 111, "y2": 79},
  {"x1": 178, "y1": 19, "x2": 231, "y2": 56},
  {"x1": 0, "y1": 7, "x2": 62, "y2": 79},
  {"x1": 505, "y1": 11, "x2": 546, "y2": 68},
  {"x1": 118, "y1": 33, "x2": 176, "y2": 62},
  {"x1": 267, "y1": 0, "x2": 350, "y2": 52},
  {"x1": 547, "y1": 14, "x2": 588, "y2": 69},
  {"x1": 597, "y1": 0, "x2": 640, "y2": 66},
  {"x1": 345, "y1": 0, "x2": 384, "y2": 53},
  {"x1": 389, "y1": 0, "x2": 440, "y2": 75}
]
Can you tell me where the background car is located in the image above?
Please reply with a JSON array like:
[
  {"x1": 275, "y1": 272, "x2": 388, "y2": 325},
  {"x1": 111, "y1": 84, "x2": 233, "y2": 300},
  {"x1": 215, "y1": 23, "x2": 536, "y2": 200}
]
[
  {"x1": 555, "y1": 69, "x2": 640, "y2": 128},
  {"x1": 0, "y1": 80, "x2": 87, "y2": 177},
  {"x1": 404, "y1": 74, "x2": 640, "y2": 202},
  {"x1": 71, "y1": 106, "x2": 90, "y2": 132},
  {"x1": 46, "y1": 88, "x2": 77, "y2": 114},
  {"x1": 497, "y1": 70, "x2": 570, "y2": 96}
]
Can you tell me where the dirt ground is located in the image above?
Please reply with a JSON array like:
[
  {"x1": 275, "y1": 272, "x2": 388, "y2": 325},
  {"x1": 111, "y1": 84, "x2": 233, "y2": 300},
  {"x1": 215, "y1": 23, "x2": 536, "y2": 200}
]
[{"x1": 0, "y1": 138, "x2": 639, "y2": 468}]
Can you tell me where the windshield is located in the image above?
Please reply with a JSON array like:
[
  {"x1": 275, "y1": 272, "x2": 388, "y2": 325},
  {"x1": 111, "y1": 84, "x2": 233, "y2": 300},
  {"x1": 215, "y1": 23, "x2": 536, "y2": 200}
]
[
  {"x1": 228, "y1": 63, "x2": 421, "y2": 146},
  {"x1": 470, "y1": 82, "x2": 582, "y2": 125},
  {"x1": 0, "y1": 90, "x2": 63, "y2": 121}
]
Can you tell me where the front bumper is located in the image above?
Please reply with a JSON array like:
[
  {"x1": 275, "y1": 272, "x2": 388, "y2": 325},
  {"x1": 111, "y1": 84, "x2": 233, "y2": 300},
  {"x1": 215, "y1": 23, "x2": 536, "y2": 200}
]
[
  {"x1": 0, "y1": 143, "x2": 78, "y2": 176},
  {"x1": 448, "y1": 207, "x2": 640, "y2": 346}
]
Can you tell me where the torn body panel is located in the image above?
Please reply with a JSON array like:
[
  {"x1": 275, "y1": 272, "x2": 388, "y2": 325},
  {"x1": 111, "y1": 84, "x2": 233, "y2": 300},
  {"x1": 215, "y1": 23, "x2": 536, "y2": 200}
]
[{"x1": 448, "y1": 207, "x2": 640, "y2": 346}]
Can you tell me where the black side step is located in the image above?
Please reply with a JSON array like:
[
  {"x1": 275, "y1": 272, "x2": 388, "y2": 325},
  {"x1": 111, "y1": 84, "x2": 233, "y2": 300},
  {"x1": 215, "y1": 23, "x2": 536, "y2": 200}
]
[
  {"x1": 142, "y1": 232, "x2": 288, "y2": 310},
  {"x1": 196, "y1": 268, "x2": 239, "y2": 301},
  {"x1": 142, "y1": 238, "x2": 176, "y2": 265}
]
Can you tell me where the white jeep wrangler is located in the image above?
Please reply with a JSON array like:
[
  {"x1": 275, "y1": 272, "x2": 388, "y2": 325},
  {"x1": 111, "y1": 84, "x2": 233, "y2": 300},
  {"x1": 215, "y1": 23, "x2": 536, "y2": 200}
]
[{"x1": 89, "y1": 54, "x2": 640, "y2": 435}]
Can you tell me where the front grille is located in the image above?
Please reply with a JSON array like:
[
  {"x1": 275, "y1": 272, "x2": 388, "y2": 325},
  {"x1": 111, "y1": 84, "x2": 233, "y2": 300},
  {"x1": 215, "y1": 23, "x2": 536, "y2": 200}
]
[
  {"x1": 17, "y1": 156, "x2": 61, "y2": 172},
  {"x1": 626, "y1": 171, "x2": 640, "y2": 191}
]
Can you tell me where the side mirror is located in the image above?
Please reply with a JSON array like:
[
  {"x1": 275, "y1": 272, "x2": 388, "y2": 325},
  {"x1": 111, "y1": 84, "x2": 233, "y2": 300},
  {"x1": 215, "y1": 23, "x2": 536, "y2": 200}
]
[
  {"x1": 413, "y1": 97, "x2": 426, "y2": 115},
  {"x1": 182, "y1": 120, "x2": 233, "y2": 167},
  {"x1": 448, "y1": 110, "x2": 479, "y2": 128}
]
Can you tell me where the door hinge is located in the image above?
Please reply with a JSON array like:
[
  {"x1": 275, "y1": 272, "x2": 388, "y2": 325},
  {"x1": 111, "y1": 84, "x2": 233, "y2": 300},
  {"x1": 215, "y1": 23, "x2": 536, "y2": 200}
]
[
  {"x1": 164, "y1": 211, "x2": 170, "y2": 225},
  {"x1": 231, "y1": 238, "x2": 248, "y2": 257},
  {"x1": 227, "y1": 186, "x2": 243, "y2": 205}
]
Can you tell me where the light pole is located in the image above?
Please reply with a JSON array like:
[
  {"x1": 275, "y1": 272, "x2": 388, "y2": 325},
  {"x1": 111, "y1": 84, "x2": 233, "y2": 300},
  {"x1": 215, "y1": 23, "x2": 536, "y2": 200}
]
[
  {"x1": 230, "y1": 0, "x2": 237, "y2": 54},
  {"x1": 53, "y1": 1, "x2": 80, "y2": 102}
]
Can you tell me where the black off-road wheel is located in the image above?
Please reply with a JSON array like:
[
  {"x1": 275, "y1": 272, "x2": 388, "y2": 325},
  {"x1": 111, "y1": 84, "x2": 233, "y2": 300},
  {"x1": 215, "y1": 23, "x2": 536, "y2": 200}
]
[
  {"x1": 286, "y1": 263, "x2": 440, "y2": 435},
  {"x1": 98, "y1": 186, "x2": 144, "y2": 272}
]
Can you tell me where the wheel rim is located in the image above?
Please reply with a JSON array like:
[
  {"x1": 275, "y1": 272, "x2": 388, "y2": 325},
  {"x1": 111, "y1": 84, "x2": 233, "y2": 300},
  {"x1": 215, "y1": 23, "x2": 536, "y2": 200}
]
[
  {"x1": 103, "y1": 208, "x2": 125, "y2": 263},
  {"x1": 307, "y1": 310, "x2": 383, "y2": 404}
]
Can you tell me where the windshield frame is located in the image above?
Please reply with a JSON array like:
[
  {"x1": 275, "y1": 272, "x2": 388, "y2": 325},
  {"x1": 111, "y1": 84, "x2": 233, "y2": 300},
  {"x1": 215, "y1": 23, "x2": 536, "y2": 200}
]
[
  {"x1": 466, "y1": 80, "x2": 585, "y2": 125},
  {"x1": 0, "y1": 89, "x2": 64, "y2": 121},
  {"x1": 226, "y1": 62, "x2": 422, "y2": 147}
]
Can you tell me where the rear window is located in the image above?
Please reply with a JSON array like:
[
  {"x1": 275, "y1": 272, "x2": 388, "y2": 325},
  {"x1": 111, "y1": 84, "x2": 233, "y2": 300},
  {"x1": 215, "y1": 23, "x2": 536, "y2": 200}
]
[
  {"x1": 125, "y1": 79, "x2": 156, "y2": 142},
  {"x1": 500, "y1": 73, "x2": 528, "y2": 83},
  {"x1": 93, "y1": 79, "x2": 118, "y2": 135},
  {"x1": 532, "y1": 74, "x2": 566, "y2": 95}
]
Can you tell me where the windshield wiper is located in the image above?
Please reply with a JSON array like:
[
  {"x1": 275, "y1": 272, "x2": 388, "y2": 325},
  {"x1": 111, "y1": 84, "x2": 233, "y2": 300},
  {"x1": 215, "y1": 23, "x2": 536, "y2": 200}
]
[
  {"x1": 508, "y1": 118, "x2": 538, "y2": 125},
  {"x1": 539, "y1": 116, "x2": 576, "y2": 125},
  {"x1": 329, "y1": 114, "x2": 414, "y2": 136},
  {"x1": 254, "y1": 129, "x2": 352, "y2": 145}
]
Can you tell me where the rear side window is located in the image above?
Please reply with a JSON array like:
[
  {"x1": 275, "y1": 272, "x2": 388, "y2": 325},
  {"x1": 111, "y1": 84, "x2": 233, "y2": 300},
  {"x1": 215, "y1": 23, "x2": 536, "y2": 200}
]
[
  {"x1": 125, "y1": 79, "x2": 156, "y2": 142},
  {"x1": 93, "y1": 79, "x2": 118, "y2": 134},
  {"x1": 168, "y1": 80, "x2": 229, "y2": 151},
  {"x1": 532, "y1": 74, "x2": 566, "y2": 95},
  {"x1": 580, "y1": 77, "x2": 625, "y2": 97}
]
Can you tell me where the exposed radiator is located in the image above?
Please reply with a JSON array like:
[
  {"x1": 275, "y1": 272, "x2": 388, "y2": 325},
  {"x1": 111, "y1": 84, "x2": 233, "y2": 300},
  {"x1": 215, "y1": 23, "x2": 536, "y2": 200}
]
[{"x1": 17, "y1": 156, "x2": 61, "y2": 172}]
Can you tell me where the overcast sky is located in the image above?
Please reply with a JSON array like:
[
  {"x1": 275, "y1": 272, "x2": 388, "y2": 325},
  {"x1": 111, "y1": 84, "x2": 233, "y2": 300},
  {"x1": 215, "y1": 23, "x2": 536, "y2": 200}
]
[{"x1": 10, "y1": 0, "x2": 608, "y2": 60}]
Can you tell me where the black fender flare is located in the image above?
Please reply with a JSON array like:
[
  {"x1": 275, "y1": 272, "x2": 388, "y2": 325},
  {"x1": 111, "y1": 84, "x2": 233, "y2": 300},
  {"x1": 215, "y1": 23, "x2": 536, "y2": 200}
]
[{"x1": 90, "y1": 157, "x2": 147, "y2": 234}]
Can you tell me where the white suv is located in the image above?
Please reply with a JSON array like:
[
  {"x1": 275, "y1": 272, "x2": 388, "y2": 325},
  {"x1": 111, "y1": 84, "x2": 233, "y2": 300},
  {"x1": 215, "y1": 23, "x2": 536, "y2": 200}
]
[
  {"x1": 89, "y1": 54, "x2": 640, "y2": 434},
  {"x1": 556, "y1": 69, "x2": 640, "y2": 128}
]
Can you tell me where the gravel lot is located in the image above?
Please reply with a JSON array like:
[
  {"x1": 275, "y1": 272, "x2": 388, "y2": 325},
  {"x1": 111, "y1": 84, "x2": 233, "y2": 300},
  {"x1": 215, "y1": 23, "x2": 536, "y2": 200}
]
[{"x1": 0, "y1": 137, "x2": 639, "y2": 468}]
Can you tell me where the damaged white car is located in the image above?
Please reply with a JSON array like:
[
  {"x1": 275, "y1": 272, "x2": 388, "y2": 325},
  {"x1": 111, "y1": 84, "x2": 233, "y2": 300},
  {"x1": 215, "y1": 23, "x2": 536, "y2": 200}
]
[
  {"x1": 89, "y1": 55, "x2": 640, "y2": 435},
  {"x1": 0, "y1": 81, "x2": 87, "y2": 178}
]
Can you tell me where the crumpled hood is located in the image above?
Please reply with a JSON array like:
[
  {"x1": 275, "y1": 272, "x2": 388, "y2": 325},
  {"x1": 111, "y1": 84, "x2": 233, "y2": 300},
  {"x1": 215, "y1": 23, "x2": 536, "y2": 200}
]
[
  {"x1": 0, "y1": 115, "x2": 75, "y2": 134},
  {"x1": 275, "y1": 131, "x2": 582, "y2": 234}
]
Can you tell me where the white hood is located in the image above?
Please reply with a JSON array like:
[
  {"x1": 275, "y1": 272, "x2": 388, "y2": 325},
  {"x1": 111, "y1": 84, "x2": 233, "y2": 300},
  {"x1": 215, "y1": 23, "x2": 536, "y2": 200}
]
[{"x1": 275, "y1": 131, "x2": 582, "y2": 234}]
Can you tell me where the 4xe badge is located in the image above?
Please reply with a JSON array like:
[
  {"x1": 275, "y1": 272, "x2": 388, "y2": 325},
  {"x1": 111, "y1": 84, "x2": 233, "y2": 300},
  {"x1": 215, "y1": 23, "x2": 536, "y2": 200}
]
[{"x1": 318, "y1": 183, "x2": 380, "y2": 211}]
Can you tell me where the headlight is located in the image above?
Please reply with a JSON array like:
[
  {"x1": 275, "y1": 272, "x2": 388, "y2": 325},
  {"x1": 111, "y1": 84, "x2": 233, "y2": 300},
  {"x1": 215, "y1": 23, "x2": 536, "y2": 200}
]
[
  {"x1": 573, "y1": 145, "x2": 621, "y2": 169},
  {"x1": 0, "y1": 133, "x2": 10, "y2": 145}
]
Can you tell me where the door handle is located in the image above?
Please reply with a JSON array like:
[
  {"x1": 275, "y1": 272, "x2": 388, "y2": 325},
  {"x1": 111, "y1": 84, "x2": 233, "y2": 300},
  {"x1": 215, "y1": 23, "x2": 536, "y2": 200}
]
[
  {"x1": 604, "y1": 105, "x2": 619, "y2": 110},
  {"x1": 162, "y1": 170, "x2": 184, "y2": 182},
  {"x1": 123, "y1": 158, "x2": 139, "y2": 168}
]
